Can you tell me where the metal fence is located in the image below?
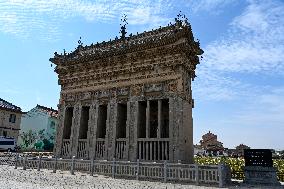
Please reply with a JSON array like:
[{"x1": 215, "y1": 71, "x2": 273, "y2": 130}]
[{"x1": 0, "y1": 153, "x2": 231, "y2": 187}]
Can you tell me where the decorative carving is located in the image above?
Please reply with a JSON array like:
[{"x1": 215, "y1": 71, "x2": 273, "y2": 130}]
[
  {"x1": 94, "y1": 90, "x2": 109, "y2": 98},
  {"x1": 82, "y1": 92, "x2": 92, "y2": 100},
  {"x1": 65, "y1": 93, "x2": 75, "y2": 101},
  {"x1": 168, "y1": 81, "x2": 178, "y2": 92},
  {"x1": 117, "y1": 87, "x2": 129, "y2": 96},
  {"x1": 131, "y1": 84, "x2": 142, "y2": 96},
  {"x1": 144, "y1": 83, "x2": 163, "y2": 93}
]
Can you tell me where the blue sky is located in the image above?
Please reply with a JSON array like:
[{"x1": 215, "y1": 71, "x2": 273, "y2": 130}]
[{"x1": 0, "y1": 0, "x2": 283, "y2": 150}]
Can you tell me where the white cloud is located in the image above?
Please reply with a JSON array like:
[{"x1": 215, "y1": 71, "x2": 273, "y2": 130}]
[
  {"x1": 195, "y1": 0, "x2": 284, "y2": 101},
  {"x1": 185, "y1": 0, "x2": 237, "y2": 14},
  {"x1": 227, "y1": 86, "x2": 284, "y2": 127},
  {"x1": 0, "y1": 0, "x2": 172, "y2": 40},
  {"x1": 0, "y1": 0, "x2": 239, "y2": 40},
  {"x1": 203, "y1": 0, "x2": 284, "y2": 74},
  {"x1": 0, "y1": 89, "x2": 20, "y2": 94}
]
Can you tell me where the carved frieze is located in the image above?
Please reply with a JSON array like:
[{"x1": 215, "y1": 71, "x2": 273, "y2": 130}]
[
  {"x1": 144, "y1": 83, "x2": 163, "y2": 93},
  {"x1": 117, "y1": 87, "x2": 129, "y2": 96},
  {"x1": 94, "y1": 90, "x2": 109, "y2": 99},
  {"x1": 81, "y1": 92, "x2": 92, "y2": 100},
  {"x1": 64, "y1": 93, "x2": 75, "y2": 101},
  {"x1": 131, "y1": 84, "x2": 143, "y2": 96},
  {"x1": 168, "y1": 81, "x2": 178, "y2": 92}
]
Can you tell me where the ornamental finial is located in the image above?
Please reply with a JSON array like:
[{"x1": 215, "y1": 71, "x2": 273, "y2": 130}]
[
  {"x1": 120, "y1": 14, "x2": 128, "y2": 40},
  {"x1": 78, "y1": 37, "x2": 83, "y2": 46},
  {"x1": 175, "y1": 11, "x2": 189, "y2": 27}
]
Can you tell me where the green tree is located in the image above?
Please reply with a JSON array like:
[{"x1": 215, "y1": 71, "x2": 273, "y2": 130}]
[
  {"x1": 20, "y1": 130, "x2": 36, "y2": 149},
  {"x1": 42, "y1": 139, "x2": 54, "y2": 151}
]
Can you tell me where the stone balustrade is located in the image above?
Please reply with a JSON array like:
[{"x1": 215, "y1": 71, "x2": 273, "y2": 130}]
[
  {"x1": 0, "y1": 154, "x2": 231, "y2": 187},
  {"x1": 61, "y1": 139, "x2": 71, "y2": 158},
  {"x1": 77, "y1": 139, "x2": 88, "y2": 159},
  {"x1": 95, "y1": 138, "x2": 105, "y2": 159}
]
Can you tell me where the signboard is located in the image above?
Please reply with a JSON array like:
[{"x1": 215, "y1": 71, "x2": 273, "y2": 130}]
[{"x1": 244, "y1": 149, "x2": 273, "y2": 167}]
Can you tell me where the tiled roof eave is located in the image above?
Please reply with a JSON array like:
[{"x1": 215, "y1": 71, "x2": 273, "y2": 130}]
[
  {"x1": 0, "y1": 107, "x2": 23, "y2": 114},
  {"x1": 51, "y1": 27, "x2": 195, "y2": 65}
]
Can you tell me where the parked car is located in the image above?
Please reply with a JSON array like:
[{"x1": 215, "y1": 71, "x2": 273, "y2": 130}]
[{"x1": 0, "y1": 136, "x2": 16, "y2": 152}]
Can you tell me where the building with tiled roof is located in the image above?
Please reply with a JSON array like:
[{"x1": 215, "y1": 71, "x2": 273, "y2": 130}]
[
  {"x1": 0, "y1": 98, "x2": 22, "y2": 113},
  {"x1": 0, "y1": 98, "x2": 23, "y2": 141},
  {"x1": 199, "y1": 131, "x2": 224, "y2": 152},
  {"x1": 35, "y1": 104, "x2": 58, "y2": 118},
  {"x1": 18, "y1": 104, "x2": 58, "y2": 151},
  {"x1": 49, "y1": 13, "x2": 203, "y2": 162},
  {"x1": 235, "y1": 143, "x2": 250, "y2": 157}
]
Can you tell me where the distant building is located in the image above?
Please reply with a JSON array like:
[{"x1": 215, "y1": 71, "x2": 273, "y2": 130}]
[
  {"x1": 0, "y1": 98, "x2": 23, "y2": 141},
  {"x1": 18, "y1": 105, "x2": 58, "y2": 150},
  {"x1": 235, "y1": 144, "x2": 250, "y2": 157},
  {"x1": 200, "y1": 131, "x2": 224, "y2": 153}
]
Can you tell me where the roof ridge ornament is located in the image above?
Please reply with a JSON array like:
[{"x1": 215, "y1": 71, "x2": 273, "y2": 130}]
[
  {"x1": 78, "y1": 36, "x2": 83, "y2": 46},
  {"x1": 120, "y1": 14, "x2": 128, "y2": 40},
  {"x1": 175, "y1": 11, "x2": 189, "y2": 27}
]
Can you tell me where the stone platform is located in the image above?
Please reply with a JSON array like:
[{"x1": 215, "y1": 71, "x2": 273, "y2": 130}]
[{"x1": 243, "y1": 166, "x2": 281, "y2": 186}]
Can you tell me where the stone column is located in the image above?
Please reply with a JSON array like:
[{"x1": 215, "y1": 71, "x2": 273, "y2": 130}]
[
  {"x1": 87, "y1": 102, "x2": 97, "y2": 160},
  {"x1": 54, "y1": 104, "x2": 66, "y2": 157},
  {"x1": 105, "y1": 100, "x2": 117, "y2": 160},
  {"x1": 173, "y1": 97, "x2": 183, "y2": 162},
  {"x1": 128, "y1": 100, "x2": 138, "y2": 161},
  {"x1": 109, "y1": 101, "x2": 118, "y2": 160},
  {"x1": 158, "y1": 100, "x2": 162, "y2": 139},
  {"x1": 168, "y1": 97, "x2": 175, "y2": 162},
  {"x1": 146, "y1": 100, "x2": 150, "y2": 138},
  {"x1": 124, "y1": 101, "x2": 131, "y2": 160},
  {"x1": 181, "y1": 99, "x2": 194, "y2": 163},
  {"x1": 104, "y1": 102, "x2": 110, "y2": 160},
  {"x1": 70, "y1": 102, "x2": 82, "y2": 158}
]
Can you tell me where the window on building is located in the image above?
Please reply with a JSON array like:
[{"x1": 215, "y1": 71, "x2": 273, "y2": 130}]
[
  {"x1": 97, "y1": 104, "x2": 107, "y2": 138},
  {"x1": 116, "y1": 103, "x2": 127, "y2": 138},
  {"x1": 63, "y1": 107, "x2": 73, "y2": 139},
  {"x1": 0, "y1": 141, "x2": 14, "y2": 145},
  {"x1": 137, "y1": 101, "x2": 146, "y2": 138},
  {"x1": 3, "y1": 131, "x2": 7, "y2": 137},
  {"x1": 79, "y1": 106, "x2": 90, "y2": 139},
  {"x1": 9, "y1": 114, "x2": 16, "y2": 123}
]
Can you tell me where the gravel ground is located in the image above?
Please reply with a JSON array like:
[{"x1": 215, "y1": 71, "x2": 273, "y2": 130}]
[{"x1": 0, "y1": 165, "x2": 283, "y2": 189}]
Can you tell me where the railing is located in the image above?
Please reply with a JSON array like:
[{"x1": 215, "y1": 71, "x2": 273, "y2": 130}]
[
  {"x1": 62, "y1": 139, "x2": 71, "y2": 158},
  {"x1": 167, "y1": 163, "x2": 196, "y2": 181},
  {"x1": 75, "y1": 159, "x2": 90, "y2": 172},
  {"x1": 138, "y1": 162, "x2": 164, "y2": 180},
  {"x1": 114, "y1": 161, "x2": 136, "y2": 178},
  {"x1": 137, "y1": 139, "x2": 169, "y2": 161},
  {"x1": 95, "y1": 138, "x2": 105, "y2": 159},
  {"x1": 0, "y1": 153, "x2": 16, "y2": 165},
  {"x1": 0, "y1": 153, "x2": 231, "y2": 187},
  {"x1": 198, "y1": 165, "x2": 219, "y2": 184},
  {"x1": 115, "y1": 138, "x2": 127, "y2": 160},
  {"x1": 2, "y1": 153, "x2": 284, "y2": 186},
  {"x1": 77, "y1": 139, "x2": 88, "y2": 159},
  {"x1": 94, "y1": 160, "x2": 113, "y2": 176}
]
